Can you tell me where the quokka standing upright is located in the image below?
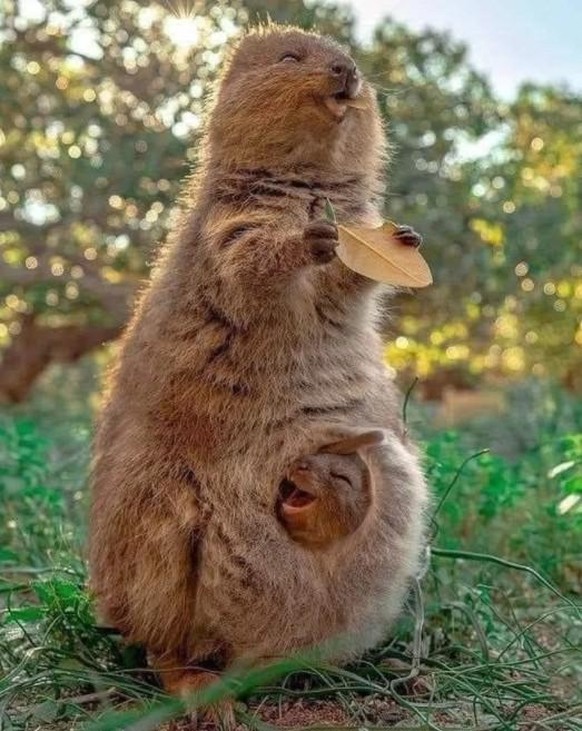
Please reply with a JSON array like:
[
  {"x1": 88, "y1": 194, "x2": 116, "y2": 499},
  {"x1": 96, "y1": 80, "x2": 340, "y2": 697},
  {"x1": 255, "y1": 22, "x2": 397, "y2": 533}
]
[{"x1": 89, "y1": 25, "x2": 429, "y2": 697}]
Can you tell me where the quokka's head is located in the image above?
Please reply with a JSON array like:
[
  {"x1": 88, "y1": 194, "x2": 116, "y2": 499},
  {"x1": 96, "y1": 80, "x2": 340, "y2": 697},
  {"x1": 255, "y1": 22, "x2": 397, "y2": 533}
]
[{"x1": 205, "y1": 25, "x2": 384, "y2": 173}]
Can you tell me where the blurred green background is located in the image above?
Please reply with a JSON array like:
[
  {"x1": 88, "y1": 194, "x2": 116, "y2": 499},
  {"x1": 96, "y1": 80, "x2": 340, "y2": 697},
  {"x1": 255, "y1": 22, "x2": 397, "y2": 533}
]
[
  {"x1": 1, "y1": 0, "x2": 581, "y2": 401},
  {"x1": 0, "y1": 1, "x2": 581, "y2": 729}
]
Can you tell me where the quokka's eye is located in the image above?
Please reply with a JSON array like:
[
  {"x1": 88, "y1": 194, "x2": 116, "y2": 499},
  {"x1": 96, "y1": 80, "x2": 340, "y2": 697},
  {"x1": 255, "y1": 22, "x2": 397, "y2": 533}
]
[{"x1": 279, "y1": 52, "x2": 301, "y2": 63}]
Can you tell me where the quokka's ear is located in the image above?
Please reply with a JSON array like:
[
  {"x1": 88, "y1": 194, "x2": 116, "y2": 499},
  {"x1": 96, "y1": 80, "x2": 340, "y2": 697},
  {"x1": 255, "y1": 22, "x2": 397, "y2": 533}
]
[{"x1": 320, "y1": 429, "x2": 385, "y2": 456}]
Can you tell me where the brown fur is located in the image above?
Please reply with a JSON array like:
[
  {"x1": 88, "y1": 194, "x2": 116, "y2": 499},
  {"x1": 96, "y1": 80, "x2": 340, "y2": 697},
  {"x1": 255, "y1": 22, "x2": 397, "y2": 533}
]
[
  {"x1": 89, "y1": 25, "x2": 428, "y2": 685},
  {"x1": 278, "y1": 430, "x2": 384, "y2": 549}
]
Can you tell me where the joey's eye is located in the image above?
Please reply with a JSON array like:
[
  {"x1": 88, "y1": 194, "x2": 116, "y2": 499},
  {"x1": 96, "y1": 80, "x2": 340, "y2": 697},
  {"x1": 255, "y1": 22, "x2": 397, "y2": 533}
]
[
  {"x1": 279, "y1": 52, "x2": 301, "y2": 63},
  {"x1": 330, "y1": 472, "x2": 352, "y2": 488}
]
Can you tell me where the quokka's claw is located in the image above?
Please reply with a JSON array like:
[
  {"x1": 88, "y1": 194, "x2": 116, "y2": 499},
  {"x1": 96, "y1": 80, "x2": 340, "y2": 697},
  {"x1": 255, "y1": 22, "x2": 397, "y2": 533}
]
[{"x1": 393, "y1": 225, "x2": 423, "y2": 248}]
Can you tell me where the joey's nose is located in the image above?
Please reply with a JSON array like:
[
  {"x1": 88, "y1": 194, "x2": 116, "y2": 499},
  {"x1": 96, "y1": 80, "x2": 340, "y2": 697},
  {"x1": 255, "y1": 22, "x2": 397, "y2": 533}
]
[{"x1": 329, "y1": 58, "x2": 360, "y2": 97}]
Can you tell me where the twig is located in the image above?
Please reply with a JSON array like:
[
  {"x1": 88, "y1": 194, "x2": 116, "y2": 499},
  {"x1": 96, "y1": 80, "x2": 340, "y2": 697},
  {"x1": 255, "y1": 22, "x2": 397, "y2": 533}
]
[
  {"x1": 24, "y1": 687, "x2": 116, "y2": 716},
  {"x1": 431, "y1": 547, "x2": 581, "y2": 616},
  {"x1": 432, "y1": 449, "x2": 489, "y2": 521},
  {"x1": 402, "y1": 376, "x2": 419, "y2": 435}
]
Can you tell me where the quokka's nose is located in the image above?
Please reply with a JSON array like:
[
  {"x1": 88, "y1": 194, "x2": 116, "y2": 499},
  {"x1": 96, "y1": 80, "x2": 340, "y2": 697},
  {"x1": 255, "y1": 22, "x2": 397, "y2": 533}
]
[
  {"x1": 329, "y1": 58, "x2": 361, "y2": 97},
  {"x1": 329, "y1": 58, "x2": 356, "y2": 78}
]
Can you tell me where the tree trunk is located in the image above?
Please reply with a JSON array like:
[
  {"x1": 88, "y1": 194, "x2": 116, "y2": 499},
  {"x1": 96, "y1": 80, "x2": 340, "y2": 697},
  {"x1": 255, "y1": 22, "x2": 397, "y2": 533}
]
[{"x1": 0, "y1": 317, "x2": 122, "y2": 403}]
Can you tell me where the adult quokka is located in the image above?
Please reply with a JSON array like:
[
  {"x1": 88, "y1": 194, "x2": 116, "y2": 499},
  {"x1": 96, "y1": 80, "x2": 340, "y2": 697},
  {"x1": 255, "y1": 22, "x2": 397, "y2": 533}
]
[{"x1": 89, "y1": 24, "x2": 428, "y2": 703}]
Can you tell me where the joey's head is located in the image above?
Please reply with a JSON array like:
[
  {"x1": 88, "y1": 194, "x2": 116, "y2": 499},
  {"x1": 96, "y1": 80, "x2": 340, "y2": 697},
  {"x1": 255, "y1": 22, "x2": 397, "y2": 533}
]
[
  {"x1": 206, "y1": 25, "x2": 384, "y2": 174},
  {"x1": 277, "y1": 430, "x2": 384, "y2": 550}
]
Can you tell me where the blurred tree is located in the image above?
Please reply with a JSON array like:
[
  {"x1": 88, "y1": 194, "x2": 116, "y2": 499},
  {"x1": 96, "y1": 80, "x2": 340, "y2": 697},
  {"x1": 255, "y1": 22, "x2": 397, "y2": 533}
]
[
  {"x1": 363, "y1": 27, "x2": 582, "y2": 392},
  {"x1": 479, "y1": 86, "x2": 582, "y2": 388},
  {"x1": 0, "y1": 0, "x2": 580, "y2": 400},
  {"x1": 358, "y1": 20, "x2": 502, "y2": 391},
  {"x1": 0, "y1": 0, "x2": 244, "y2": 400}
]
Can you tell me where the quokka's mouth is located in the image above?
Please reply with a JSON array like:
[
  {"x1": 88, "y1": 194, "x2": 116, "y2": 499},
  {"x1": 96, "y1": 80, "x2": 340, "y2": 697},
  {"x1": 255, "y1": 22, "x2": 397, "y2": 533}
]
[
  {"x1": 323, "y1": 93, "x2": 349, "y2": 120},
  {"x1": 323, "y1": 89, "x2": 366, "y2": 120}
]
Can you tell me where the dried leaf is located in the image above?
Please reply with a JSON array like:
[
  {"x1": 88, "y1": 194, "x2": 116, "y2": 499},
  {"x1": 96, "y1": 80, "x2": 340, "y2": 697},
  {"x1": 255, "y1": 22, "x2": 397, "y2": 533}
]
[
  {"x1": 346, "y1": 99, "x2": 368, "y2": 110},
  {"x1": 337, "y1": 222, "x2": 433, "y2": 287}
]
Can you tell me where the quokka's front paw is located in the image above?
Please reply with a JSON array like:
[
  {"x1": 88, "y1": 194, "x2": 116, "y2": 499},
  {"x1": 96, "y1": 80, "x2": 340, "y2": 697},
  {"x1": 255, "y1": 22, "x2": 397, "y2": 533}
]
[
  {"x1": 304, "y1": 220, "x2": 338, "y2": 264},
  {"x1": 393, "y1": 224, "x2": 423, "y2": 248}
]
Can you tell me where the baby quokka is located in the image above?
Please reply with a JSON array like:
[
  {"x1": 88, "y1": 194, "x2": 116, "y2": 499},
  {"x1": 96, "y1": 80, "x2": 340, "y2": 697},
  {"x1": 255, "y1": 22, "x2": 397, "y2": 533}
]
[{"x1": 278, "y1": 430, "x2": 385, "y2": 550}]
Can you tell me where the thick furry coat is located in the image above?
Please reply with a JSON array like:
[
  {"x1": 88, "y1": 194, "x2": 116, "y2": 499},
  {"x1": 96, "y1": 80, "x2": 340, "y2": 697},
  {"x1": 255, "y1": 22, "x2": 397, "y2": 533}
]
[{"x1": 89, "y1": 26, "x2": 428, "y2": 672}]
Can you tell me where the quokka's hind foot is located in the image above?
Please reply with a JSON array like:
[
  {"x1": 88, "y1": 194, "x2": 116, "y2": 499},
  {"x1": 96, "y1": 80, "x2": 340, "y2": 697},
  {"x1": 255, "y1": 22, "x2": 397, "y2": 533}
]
[
  {"x1": 168, "y1": 701, "x2": 236, "y2": 731},
  {"x1": 170, "y1": 701, "x2": 236, "y2": 730},
  {"x1": 155, "y1": 660, "x2": 237, "y2": 730}
]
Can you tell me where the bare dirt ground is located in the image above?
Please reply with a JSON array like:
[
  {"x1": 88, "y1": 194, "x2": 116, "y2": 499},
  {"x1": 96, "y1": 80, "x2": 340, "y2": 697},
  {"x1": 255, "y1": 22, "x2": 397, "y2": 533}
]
[{"x1": 162, "y1": 695, "x2": 568, "y2": 730}]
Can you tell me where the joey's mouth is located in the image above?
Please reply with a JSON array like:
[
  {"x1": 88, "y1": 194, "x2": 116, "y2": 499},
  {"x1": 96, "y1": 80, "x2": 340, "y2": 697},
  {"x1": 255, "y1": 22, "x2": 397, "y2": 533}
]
[{"x1": 279, "y1": 478, "x2": 316, "y2": 511}]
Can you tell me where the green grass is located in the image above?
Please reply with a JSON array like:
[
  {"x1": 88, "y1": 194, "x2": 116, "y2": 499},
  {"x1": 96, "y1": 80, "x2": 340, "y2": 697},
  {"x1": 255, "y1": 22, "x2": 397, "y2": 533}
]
[{"x1": 1, "y1": 365, "x2": 581, "y2": 730}]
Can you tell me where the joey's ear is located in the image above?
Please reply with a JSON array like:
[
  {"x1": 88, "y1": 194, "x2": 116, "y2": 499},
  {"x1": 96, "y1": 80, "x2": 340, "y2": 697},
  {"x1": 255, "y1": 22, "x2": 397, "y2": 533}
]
[{"x1": 320, "y1": 429, "x2": 385, "y2": 456}]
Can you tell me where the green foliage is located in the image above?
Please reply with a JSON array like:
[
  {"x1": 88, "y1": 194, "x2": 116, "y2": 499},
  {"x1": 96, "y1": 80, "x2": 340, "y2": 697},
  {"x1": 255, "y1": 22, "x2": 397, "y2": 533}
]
[
  {"x1": 0, "y1": 416, "x2": 68, "y2": 564},
  {"x1": 422, "y1": 381, "x2": 582, "y2": 584},
  {"x1": 1, "y1": 376, "x2": 580, "y2": 729}
]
